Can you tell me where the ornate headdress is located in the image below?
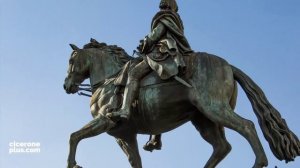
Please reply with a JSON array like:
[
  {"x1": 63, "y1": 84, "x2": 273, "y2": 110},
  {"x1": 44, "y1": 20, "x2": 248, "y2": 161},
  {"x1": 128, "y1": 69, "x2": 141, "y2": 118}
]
[{"x1": 159, "y1": 0, "x2": 178, "y2": 12}]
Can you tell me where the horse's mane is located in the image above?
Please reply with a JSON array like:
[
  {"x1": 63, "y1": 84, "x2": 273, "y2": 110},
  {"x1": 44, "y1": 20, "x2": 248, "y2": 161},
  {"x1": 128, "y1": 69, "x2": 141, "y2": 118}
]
[{"x1": 83, "y1": 38, "x2": 132, "y2": 65}]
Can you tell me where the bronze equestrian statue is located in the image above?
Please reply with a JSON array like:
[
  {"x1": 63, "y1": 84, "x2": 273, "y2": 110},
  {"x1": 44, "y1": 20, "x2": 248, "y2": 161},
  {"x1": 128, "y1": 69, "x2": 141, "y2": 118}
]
[
  {"x1": 64, "y1": 38, "x2": 300, "y2": 168},
  {"x1": 63, "y1": 1, "x2": 300, "y2": 168}
]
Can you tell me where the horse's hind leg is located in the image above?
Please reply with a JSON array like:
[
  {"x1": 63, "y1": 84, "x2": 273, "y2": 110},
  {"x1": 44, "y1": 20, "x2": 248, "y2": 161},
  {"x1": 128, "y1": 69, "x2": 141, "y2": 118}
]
[
  {"x1": 116, "y1": 135, "x2": 142, "y2": 168},
  {"x1": 67, "y1": 116, "x2": 115, "y2": 168},
  {"x1": 219, "y1": 108, "x2": 268, "y2": 168},
  {"x1": 192, "y1": 114, "x2": 231, "y2": 168},
  {"x1": 193, "y1": 100, "x2": 268, "y2": 168}
]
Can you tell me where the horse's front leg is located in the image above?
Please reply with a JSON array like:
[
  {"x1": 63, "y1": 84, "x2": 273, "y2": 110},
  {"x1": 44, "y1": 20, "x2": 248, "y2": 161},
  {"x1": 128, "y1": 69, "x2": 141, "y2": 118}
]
[
  {"x1": 67, "y1": 115, "x2": 116, "y2": 168},
  {"x1": 116, "y1": 134, "x2": 142, "y2": 168}
]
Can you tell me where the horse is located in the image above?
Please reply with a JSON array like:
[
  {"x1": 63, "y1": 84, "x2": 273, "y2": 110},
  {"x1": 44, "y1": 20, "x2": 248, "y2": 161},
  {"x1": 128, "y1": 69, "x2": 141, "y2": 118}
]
[{"x1": 63, "y1": 39, "x2": 300, "y2": 168}]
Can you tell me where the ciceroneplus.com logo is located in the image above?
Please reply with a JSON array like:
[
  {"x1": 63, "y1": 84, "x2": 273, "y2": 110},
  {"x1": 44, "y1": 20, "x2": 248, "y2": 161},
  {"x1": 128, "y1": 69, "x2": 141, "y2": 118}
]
[{"x1": 9, "y1": 141, "x2": 41, "y2": 154}]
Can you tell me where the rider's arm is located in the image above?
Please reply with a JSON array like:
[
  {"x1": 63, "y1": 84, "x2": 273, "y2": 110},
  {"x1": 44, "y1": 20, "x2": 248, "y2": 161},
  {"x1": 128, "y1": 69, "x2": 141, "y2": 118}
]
[
  {"x1": 141, "y1": 22, "x2": 166, "y2": 53},
  {"x1": 148, "y1": 22, "x2": 166, "y2": 42}
]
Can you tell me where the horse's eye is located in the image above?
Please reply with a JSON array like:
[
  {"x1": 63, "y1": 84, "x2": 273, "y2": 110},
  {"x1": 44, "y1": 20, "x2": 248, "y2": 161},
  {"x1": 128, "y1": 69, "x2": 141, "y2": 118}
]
[{"x1": 69, "y1": 59, "x2": 73, "y2": 64}]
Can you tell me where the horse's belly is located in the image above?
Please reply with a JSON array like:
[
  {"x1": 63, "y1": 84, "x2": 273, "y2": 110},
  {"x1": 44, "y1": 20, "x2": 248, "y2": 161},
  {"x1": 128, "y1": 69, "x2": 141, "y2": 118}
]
[{"x1": 135, "y1": 82, "x2": 195, "y2": 134}]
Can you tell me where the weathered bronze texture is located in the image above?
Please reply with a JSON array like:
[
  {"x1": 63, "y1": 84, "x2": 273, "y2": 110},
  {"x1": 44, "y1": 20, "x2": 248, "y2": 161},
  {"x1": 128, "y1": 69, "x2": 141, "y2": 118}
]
[{"x1": 63, "y1": 39, "x2": 300, "y2": 168}]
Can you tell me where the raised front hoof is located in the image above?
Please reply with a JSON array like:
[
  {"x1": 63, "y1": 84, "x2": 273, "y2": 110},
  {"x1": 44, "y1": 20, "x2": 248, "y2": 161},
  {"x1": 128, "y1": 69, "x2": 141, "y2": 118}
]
[{"x1": 143, "y1": 140, "x2": 162, "y2": 152}]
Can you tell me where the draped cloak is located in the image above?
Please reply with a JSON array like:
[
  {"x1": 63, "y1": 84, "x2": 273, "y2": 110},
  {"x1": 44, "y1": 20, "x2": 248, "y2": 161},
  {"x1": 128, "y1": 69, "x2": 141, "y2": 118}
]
[{"x1": 143, "y1": 10, "x2": 193, "y2": 79}]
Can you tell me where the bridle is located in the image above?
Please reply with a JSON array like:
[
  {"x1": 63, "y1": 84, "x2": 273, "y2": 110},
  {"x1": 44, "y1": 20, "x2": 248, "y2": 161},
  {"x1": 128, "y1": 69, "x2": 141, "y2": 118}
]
[{"x1": 76, "y1": 83, "x2": 92, "y2": 97}]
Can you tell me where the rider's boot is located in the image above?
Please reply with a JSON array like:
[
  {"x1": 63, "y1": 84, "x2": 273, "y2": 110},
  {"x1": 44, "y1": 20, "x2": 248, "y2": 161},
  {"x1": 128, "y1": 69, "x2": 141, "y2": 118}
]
[
  {"x1": 143, "y1": 134, "x2": 162, "y2": 152},
  {"x1": 107, "y1": 80, "x2": 139, "y2": 120}
]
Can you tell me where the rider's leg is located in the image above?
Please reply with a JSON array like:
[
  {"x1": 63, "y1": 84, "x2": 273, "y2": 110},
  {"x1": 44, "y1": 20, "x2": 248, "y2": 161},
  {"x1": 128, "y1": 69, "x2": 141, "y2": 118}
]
[{"x1": 107, "y1": 59, "x2": 151, "y2": 119}]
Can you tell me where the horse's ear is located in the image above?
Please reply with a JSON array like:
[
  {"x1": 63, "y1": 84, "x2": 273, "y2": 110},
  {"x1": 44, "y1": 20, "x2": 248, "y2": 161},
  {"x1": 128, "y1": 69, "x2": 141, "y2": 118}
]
[
  {"x1": 90, "y1": 38, "x2": 99, "y2": 44},
  {"x1": 69, "y1": 44, "x2": 79, "y2": 50}
]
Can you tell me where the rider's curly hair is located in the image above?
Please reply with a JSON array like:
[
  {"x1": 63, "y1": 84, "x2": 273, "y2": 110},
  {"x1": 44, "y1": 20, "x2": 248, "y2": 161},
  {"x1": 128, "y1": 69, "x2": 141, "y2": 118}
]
[{"x1": 159, "y1": 0, "x2": 178, "y2": 12}]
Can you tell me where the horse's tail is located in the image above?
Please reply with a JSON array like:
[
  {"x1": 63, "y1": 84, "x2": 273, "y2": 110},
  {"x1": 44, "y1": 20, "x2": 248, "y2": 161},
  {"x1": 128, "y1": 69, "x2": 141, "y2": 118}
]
[{"x1": 231, "y1": 65, "x2": 300, "y2": 162}]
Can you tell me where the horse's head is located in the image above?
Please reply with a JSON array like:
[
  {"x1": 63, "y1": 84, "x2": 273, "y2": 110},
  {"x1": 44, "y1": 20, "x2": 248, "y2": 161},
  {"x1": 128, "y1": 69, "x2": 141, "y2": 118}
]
[
  {"x1": 64, "y1": 44, "x2": 90, "y2": 94},
  {"x1": 64, "y1": 39, "x2": 132, "y2": 94}
]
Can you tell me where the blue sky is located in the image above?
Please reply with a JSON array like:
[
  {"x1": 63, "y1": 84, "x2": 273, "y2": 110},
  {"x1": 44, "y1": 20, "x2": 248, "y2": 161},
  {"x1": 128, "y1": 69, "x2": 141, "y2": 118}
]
[{"x1": 0, "y1": 0, "x2": 299, "y2": 167}]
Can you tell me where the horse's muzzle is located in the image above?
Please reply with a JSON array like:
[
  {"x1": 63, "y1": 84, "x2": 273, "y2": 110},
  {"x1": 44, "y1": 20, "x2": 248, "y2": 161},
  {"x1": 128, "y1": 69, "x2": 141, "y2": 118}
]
[{"x1": 64, "y1": 78, "x2": 78, "y2": 94}]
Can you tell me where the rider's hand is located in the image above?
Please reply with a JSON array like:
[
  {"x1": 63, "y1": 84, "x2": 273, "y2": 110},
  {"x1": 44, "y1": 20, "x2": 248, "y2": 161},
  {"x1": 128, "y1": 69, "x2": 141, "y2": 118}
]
[{"x1": 137, "y1": 39, "x2": 144, "y2": 52}]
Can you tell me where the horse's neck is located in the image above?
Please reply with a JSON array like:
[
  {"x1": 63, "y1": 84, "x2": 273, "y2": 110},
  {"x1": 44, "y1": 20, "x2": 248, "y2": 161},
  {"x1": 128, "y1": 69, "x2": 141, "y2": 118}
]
[{"x1": 89, "y1": 49, "x2": 123, "y2": 87}]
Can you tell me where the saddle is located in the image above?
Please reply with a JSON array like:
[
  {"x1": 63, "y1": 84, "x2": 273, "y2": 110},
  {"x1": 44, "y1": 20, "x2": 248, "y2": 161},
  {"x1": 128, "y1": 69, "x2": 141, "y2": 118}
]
[
  {"x1": 114, "y1": 60, "x2": 172, "y2": 89},
  {"x1": 114, "y1": 53, "x2": 196, "y2": 89}
]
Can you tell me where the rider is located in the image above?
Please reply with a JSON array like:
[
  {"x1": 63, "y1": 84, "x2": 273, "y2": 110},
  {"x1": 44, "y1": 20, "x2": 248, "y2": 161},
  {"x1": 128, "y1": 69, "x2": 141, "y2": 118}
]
[
  {"x1": 108, "y1": 0, "x2": 192, "y2": 119},
  {"x1": 108, "y1": 0, "x2": 193, "y2": 150}
]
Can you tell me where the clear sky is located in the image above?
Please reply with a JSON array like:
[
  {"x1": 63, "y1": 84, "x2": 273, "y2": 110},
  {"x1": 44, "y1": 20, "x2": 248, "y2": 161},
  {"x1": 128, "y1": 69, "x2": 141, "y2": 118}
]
[{"x1": 1, "y1": 0, "x2": 299, "y2": 168}]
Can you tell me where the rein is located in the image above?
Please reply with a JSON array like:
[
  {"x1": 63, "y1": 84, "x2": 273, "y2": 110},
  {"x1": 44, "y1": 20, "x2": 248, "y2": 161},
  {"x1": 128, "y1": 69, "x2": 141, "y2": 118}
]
[
  {"x1": 76, "y1": 83, "x2": 92, "y2": 97},
  {"x1": 76, "y1": 73, "x2": 120, "y2": 98},
  {"x1": 76, "y1": 81, "x2": 105, "y2": 97}
]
